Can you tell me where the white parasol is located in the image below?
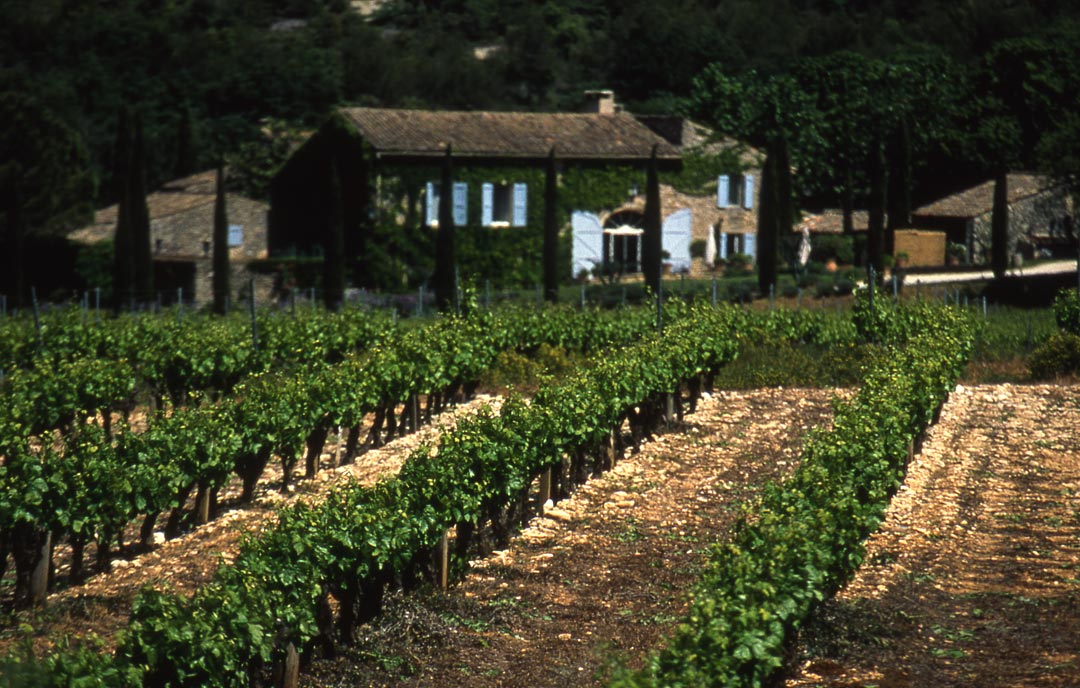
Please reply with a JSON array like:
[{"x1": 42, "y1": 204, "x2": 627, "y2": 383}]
[
  {"x1": 705, "y1": 227, "x2": 717, "y2": 265},
  {"x1": 797, "y1": 226, "x2": 812, "y2": 267},
  {"x1": 603, "y1": 224, "x2": 645, "y2": 236}
]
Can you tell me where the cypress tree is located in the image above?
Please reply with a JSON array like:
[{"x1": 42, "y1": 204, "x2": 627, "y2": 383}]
[
  {"x1": 991, "y1": 171, "x2": 1009, "y2": 278},
  {"x1": 112, "y1": 108, "x2": 134, "y2": 312},
  {"x1": 866, "y1": 137, "x2": 887, "y2": 277},
  {"x1": 543, "y1": 147, "x2": 559, "y2": 303},
  {"x1": 212, "y1": 164, "x2": 230, "y2": 315},
  {"x1": 756, "y1": 142, "x2": 779, "y2": 295},
  {"x1": 886, "y1": 116, "x2": 912, "y2": 236},
  {"x1": 433, "y1": 146, "x2": 456, "y2": 312},
  {"x1": 131, "y1": 115, "x2": 154, "y2": 305},
  {"x1": 324, "y1": 159, "x2": 346, "y2": 311},
  {"x1": 776, "y1": 135, "x2": 794, "y2": 243},
  {"x1": 642, "y1": 145, "x2": 662, "y2": 293}
]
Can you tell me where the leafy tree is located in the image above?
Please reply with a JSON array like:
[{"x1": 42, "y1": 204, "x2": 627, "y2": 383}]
[
  {"x1": 867, "y1": 137, "x2": 886, "y2": 276},
  {"x1": 212, "y1": 165, "x2": 230, "y2": 315},
  {"x1": 0, "y1": 92, "x2": 94, "y2": 306}
]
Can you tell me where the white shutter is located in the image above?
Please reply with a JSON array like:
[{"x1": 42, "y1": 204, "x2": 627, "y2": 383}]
[
  {"x1": 481, "y1": 183, "x2": 494, "y2": 226},
  {"x1": 452, "y1": 182, "x2": 468, "y2": 226},
  {"x1": 717, "y1": 175, "x2": 730, "y2": 208},
  {"x1": 425, "y1": 182, "x2": 437, "y2": 226},
  {"x1": 661, "y1": 208, "x2": 693, "y2": 273},
  {"x1": 571, "y1": 211, "x2": 604, "y2": 278},
  {"x1": 719, "y1": 231, "x2": 728, "y2": 260},
  {"x1": 512, "y1": 183, "x2": 528, "y2": 226},
  {"x1": 743, "y1": 174, "x2": 755, "y2": 210},
  {"x1": 743, "y1": 233, "x2": 757, "y2": 261},
  {"x1": 227, "y1": 224, "x2": 243, "y2": 247}
]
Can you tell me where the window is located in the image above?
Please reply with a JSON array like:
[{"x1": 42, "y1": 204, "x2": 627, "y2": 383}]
[
  {"x1": 482, "y1": 182, "x2": 528, "y2": 227},
  {"x1": 717, "y1": 174, "x2": 755, "y2": 210},
  {"x1": 228, "y1": 224, "x2": 244, "y2": 247},
  {"x1": 425, "y1": 181, "x2": 468, "y2": 227}
]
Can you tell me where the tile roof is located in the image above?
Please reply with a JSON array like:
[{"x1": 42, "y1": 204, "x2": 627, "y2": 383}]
[
  {"x1": 634, "y1": 115, "x2": 762, "y2": 168},
  {"x1": 913, "y1": 173, "x2": 1053, "y2": 219},
  {"x1": 337, "y1": 107, "x2": 680, "y2": 161},
  {"x1": 68, "y1": 170, "x2": 253, "y2": 245}
]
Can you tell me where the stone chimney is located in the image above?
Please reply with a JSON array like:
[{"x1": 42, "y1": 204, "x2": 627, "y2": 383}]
[{"x1": 583, "y1": 90, "x2": 617, "y2": 115}]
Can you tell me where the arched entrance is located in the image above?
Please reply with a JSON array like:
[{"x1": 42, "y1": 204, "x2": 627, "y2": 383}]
[{"x1": 602, "y1": 209, "x2": 644, "y2": 277}]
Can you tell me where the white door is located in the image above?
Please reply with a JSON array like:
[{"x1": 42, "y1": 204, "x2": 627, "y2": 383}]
[{"x1": 662, "y1": 208, "x2": 693, "y2": 273}]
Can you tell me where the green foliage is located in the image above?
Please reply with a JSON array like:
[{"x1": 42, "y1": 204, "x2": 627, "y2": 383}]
[
  {"x1": 1053, "y1": 288, "x2": 1080, "y2": 335},
  {"x1": 1028, "y1": 332, "x2": 1080, "y2": 379},
  {"x1": 620, "y1": 304, "x2": 974, "y2": 688}
]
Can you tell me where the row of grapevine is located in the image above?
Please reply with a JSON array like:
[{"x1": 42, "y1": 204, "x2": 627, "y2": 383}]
[
  {"x1": 614, "y1": 298, "x2": 975, "y2": 687},
  {"x1": 0, "y1": 304, "x2": 742, "y2": 686},
  {"x1": 0, "y1": 304, "x2": 677, "y2": 610}
]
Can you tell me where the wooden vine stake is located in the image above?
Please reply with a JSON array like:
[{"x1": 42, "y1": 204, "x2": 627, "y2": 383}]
[
  {"x1": 279, "y1": 642, "x2": 299, "y2": 688},
  {"x1": 539, "y1": 468, "x2": 552, "y2": 508},
  {"x1": 439, "y1": 530, "x2": 450, "y2": 591}
]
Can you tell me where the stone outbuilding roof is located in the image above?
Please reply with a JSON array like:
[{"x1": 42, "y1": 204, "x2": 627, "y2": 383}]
[
  {"x1": 798, "y1": 209, "x2": 872, "y2": 234},
  {"x1": 913, "y1": 173, "x2": 1053, "y2": 219},
  {"x1": 337, "y1": 107, "x2": 681, "y2": 162},
  {"x1": 69, "y1": 170, "x2": 221, "y2": 245},
  {"x1": 634, "y1": 115, "x2": 763, "y2": 168}
]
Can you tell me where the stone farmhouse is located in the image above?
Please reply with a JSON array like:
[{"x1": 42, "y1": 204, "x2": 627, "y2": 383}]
[
  {"x1": 269, "y1": 91, "x2": 760, "y2": 289},
  {"x1": 68, "y1": 170, "x2": 272, "y2": 306},
  {"x1": 912, "y1": 173, "x2": 1074, "y2": 265}
]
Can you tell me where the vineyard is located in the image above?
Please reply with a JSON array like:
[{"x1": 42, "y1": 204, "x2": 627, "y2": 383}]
[{"x1": 0, "y1": 290, "x2": 1054, "y2": 686}]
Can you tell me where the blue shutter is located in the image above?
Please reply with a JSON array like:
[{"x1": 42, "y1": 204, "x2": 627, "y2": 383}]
[
  {"x1": 743, "y1": 174, "x2": 755, "y2": 210},
  {"x1": 228, "y1": 224, "x2": 243, "y2": 247},
  {"x1": 452, "y1": 182, "x2": 468, "y2": 226},
  {"x1": 512, "y1": 183, "x2": 528, "y2": 226},
  {"x1": 481, "y1": 183, "x2": 494, "y2": 226},
  {"x1": 661, "y1": 208, "x2": 693, "y2": 273},
  {"x1": 425, "y1": 182, "x2": 437, "y2": 226},
  {"x1": 743, "y1": 233, "x2": 756, "y2": 261},
  {"x1": 717, "y1": 175, "x2": 730, "y2": 208},
  {"x1": 719, "y1": 232, "x2": 728, "y2": 260},
  {"x1": 571, "y1": 211, "x2": 604, "y2": 278}
]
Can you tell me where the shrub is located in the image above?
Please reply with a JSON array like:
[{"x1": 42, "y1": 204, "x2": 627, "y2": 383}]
[
  {"x1": 1053, "y1": 289, "x2": 1080, "y2": 335},
  {"x1": 811, "y1": 234, "x2": 854, "y2": 265},
  {"x1": 1028, "y1": 332, "x2": 1080, "y2": 379}
]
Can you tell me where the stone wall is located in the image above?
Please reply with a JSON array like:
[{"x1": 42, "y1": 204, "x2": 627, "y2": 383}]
[{"x1": 969, "y1": 188, "x2": 1070, "y2": 263}]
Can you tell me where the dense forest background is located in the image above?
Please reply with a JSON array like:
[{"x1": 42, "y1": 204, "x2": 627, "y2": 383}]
[{"x1": 3, "y1": 0, "x2": 1080, "y2": 259}]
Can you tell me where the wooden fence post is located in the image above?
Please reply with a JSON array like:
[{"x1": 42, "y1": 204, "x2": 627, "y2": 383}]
[{"x1": 439, "y1": 530, "x2": 450, "y2": 591}]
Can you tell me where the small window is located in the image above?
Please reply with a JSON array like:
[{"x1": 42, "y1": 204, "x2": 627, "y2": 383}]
[
  {"x1": 482, "y1": 182, "x2": 528, "y2": 227},
  {"x1": 425, "y1": 182, "x2": 468, "y2": 226},
  {"x1": 228, "y1": 224, "x2": 244, "y2": 247}
]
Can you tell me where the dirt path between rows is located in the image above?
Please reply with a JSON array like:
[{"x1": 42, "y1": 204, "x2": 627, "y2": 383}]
[
  {"x1": 302, "y1": 388, "x2": 838, "y2": 687},
  {"x1": 791, "y1": 383, "x2": 1080, "y2": 687}
]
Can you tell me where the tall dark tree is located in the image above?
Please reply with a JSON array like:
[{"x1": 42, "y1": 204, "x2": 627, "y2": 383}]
[
  {"x1": 991, "y1": 171, "x2": 1009, "y2": 278},
  {"x1": 642, "y1": 145, "x2": 663, "y2": 293},
  {"x1": 886, "y1": 116, "x2": 913, "y2": 234},
  {"x1": 756, "y1": 142, "x2": 779, "y2": 295},
  {"x1": 867, "y1": 137, "x2": 887, "y2": 276},
  {"x1": 543, "y1": 147, "x2": 559, "y2": 303},
  {"x1": 112, "y1": 108, "x2": 135, "y2": 311},
  {"x1": 324, "y1": 158, "x2": 346, "y2": 311},
  {"x1": 212, "y1": 164, "x2": 230, "y2": 315},
  {"x1": 775, "y1": 134, "x2": 795, "y2": 246},
  {"x1": 131, "y1": 116, "x2": 154, "y2": 305},
  {"x1": 432, "y1": 146, "x2": 456, "y2": 312}
]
